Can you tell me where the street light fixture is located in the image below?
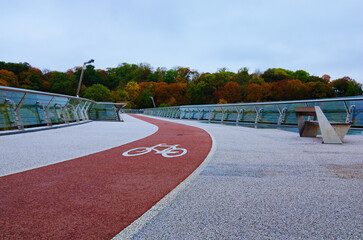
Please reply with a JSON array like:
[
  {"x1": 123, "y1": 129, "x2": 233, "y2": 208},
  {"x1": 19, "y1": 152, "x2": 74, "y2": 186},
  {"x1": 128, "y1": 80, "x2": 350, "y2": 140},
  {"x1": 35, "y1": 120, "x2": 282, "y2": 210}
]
[
  {"x1": 149, "y1": 96, "x2": 156, "y2": 108},
  {"x1": 76, "y1": 59, "x2": 94, "y2": 97}
]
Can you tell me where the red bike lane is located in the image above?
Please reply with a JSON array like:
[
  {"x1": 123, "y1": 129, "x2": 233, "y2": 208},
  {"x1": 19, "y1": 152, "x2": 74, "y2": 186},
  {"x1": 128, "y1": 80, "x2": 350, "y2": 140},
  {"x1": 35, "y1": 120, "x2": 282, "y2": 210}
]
[{"x1": 0, "y1": 115, "x2": 213, "y2": 239}]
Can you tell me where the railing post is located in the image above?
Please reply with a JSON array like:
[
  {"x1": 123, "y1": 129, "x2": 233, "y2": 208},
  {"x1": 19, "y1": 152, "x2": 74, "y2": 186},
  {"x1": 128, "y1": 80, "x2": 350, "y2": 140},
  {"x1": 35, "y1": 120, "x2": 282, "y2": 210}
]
[
  {"x1": 255, "y1": 106, "x2": 263, "y2": 124},
  {"x1": 197, "y1": 108, "x2": 201, "y2": 120},
  {"x1": 277, "y1": 105, "x2": 287, "y2": 125},
  {"x1": 70, "y1": 104, "x2": 80, "y2": 122},
  {"x1": 79, "y1": 102, "x2": 87, "y2": 120},
  {"x1": 80, "y1": 101, "x2": 88, "y2": 120},
  {"x1": 343, "y1": 101, "x2": 356, "y2": 123},
  {"x1": 84, "y1": 102, "x2": 93, "y2": 120},
  {"x1": 221, "y1": 108, "x2": 225, "y2": 122},
  {"x1": 208, "y1": 107, "x2": 212, "y2": 122},
  {"x1": 45, "y1": 96, "x2": 55, "y2": 126},
  {"x1": 4, "y1": 94, "x2": 26, "y2": 130},
  {"x1": 235, "y1": 107, "x2": 240, "y2": 123},
  {"x1": 62, "y1": 99, "x2": 71, "y2": 124},
  {"x1": 36, "y1": 101, "x2": 50, "y2": 126}
]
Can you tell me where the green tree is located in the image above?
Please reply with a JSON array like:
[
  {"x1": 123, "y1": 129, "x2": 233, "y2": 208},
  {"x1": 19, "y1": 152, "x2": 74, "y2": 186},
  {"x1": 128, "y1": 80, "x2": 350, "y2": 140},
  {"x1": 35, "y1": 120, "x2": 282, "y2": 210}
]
[
  {"x1": 83, "y1": 84, "x2": 111, "y2": 101},
  {"x1": 164, "y1": 69, "x2": 179, "y2": 84},
  {"x1": 0, "y1": 62, "x2": 30, "y2": 75},
  {"x1": 292, "y1": 70, "x2": 310, "y2": 83},
  {"x1": 307, "y1": 81, "x2": 336, "y2": 99},
  {"x1": 262, "y1": 68, "x2": 290, "y2": 83},
  {"x1": 73, "y1": 65, "x2": 104, "y2": 87},
  {"x1": 47, "y1": 71, "x2": 75, "y2": 95},
  {"x1": 231, "y1": 67, "x2": 251, "y2": 85},
  {"x1": 18, "y1": 71, "x2": 42, "y2": 90},
  {"x1": 139, "y1": 89, "x2": 153, "y2": 108},
  {"x1": 331, "y1": 77, "x2": 361, "y2": 96},
  {"x1": 188, "y1": 81, "x2": 206, "y2": 104}
]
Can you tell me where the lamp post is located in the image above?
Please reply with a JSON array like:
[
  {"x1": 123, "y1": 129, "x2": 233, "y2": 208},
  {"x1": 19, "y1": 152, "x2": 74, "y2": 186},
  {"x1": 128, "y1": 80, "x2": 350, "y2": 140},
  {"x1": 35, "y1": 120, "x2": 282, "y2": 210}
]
[
  {"x1": 76, "y1": 59, "x2": 94, "y2": 97},
  {"x1": 149, "y1": 96, "x2": 156, "y2": 108}
]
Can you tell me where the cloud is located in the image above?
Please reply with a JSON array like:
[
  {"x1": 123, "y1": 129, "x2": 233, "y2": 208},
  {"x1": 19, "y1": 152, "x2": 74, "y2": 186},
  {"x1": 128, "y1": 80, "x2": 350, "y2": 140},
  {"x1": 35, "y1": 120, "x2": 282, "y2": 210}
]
[{"x1": 0, "y1": 0, "x2": 362, "y2": 83}]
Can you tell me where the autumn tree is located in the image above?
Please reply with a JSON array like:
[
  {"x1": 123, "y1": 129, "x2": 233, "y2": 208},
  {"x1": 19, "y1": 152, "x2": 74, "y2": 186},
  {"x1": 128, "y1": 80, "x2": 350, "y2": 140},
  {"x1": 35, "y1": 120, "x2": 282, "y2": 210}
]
[
  {"x1": 270, "y1": 79, "x2": 309, "y2": 101},
  {"x1": 111, "y1": 89, "x2": 128, "y2": 103},
  {"x1": 167, "y1": 83, "x2": 188, "y2": 105},
  {"x1": 18, "y1": 71, "x2": 42, "y2": 90},
  {"x1": 246, "y1": 83, "x2": 272, "y2": 102},
  {"x1": 219, "y1": 81, "x2": 241, "y2": 103},
  {"x1": 124, "y1": 81, "x2": 140, "y2": 107},
  {"x1": 153, "y1": 82, "x2": 169, "y2": 106},
  {"x1": 0, "y1": 69, "x2": 18, "y2": 87}
]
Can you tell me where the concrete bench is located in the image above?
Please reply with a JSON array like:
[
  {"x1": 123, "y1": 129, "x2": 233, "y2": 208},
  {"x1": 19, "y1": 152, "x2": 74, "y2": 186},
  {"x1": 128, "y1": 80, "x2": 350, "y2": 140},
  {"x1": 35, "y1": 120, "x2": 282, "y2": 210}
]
[{"x1": 295, "y1": 106, "x2": 351, "y2": 144}]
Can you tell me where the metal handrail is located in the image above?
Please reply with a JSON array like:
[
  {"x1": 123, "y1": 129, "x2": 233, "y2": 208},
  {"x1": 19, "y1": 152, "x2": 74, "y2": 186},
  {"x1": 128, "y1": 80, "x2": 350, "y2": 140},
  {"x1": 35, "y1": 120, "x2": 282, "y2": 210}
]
[
  {"x1": 0, "y1": 86, "x2": 127, "y2": 107},
  {"x1": 144, "y1": 96, "x2": 363, "y2": 128},
  {"x1": 0, "y1": 86, "x2": 92, "y2": 102},
  {"x1": 148, "y1": 96, "x2": 363, "y2": 110},
  {"x1": 0, "y1": 86, "x2": 127, "y2": 131}
]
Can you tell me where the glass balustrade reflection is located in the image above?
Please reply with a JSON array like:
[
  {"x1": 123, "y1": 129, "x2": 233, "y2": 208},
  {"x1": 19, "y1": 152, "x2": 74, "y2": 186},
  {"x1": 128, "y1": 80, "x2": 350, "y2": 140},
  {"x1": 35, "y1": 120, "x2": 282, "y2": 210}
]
[{"x1": 144, "y1": 96, "x2": 363, "y2": 128}]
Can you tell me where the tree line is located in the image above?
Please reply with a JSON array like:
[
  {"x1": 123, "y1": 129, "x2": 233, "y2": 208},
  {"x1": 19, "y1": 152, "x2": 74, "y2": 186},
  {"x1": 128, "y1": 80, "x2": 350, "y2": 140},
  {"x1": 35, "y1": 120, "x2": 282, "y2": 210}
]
[{"x1": 0, "y1": 61, "x2": 361, "y2": 108}]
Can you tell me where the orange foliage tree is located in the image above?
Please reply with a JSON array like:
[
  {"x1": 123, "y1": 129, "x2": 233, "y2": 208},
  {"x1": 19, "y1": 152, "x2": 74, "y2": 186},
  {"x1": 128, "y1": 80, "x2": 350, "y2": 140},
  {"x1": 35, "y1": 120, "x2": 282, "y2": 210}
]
[
  {"x1": 246, "y1": 83, "x2": 272, "y2": 102},
  {"x1": 0, "y1": 69, "x2": 18, "y2": 87},
  {"x1": 219, "y1": 81, "x2": 241, "y2": 103},
  {"x1": 153, "y1": 82, "x2": 169, "y2": 106},
  {"x1": 167, "y1": 83, "x2": 188, "y2": 105},
  {"x1": 270, "y1": 79, "x2": 309, "y2": 101}
]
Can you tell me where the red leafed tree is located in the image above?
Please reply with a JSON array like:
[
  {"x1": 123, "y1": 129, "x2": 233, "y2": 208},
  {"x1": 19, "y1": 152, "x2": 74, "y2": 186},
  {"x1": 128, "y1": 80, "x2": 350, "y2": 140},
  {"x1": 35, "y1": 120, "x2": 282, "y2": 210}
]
[{"x1": 219, "y1": 81, "x2": 241, "y2": 103}]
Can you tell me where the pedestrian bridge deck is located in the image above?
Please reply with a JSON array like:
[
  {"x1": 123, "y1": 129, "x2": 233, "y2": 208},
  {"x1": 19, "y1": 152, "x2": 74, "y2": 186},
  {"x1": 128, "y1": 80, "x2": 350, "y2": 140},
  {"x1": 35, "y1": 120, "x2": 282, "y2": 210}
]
[{"x1": 1, "y1": 114, "x2": 362, "y2": 239}]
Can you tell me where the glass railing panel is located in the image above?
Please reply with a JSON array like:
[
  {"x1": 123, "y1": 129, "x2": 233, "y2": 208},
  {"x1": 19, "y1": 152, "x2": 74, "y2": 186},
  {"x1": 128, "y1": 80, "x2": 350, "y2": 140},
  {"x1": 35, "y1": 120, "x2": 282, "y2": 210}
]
[
  {"x1": 346, "y1": 99, "x2": 363, "y2": 126},
  {"x1": 48, "y1": 106, "x2": 63, "y2": 123},
  {"x1": 313, "y1": 101, "x2": 346, "y2": 123},
  {"x1": 200, "y1": 110, "x2": 210, "y2": 120},
  {"x1": 22, "y1": 93, "x2": 53, "y2": 106},
  {"x1": 0, "y1": 91, "x2": 26, "y2": 105},
  {"x1": 18, "y1": 105, "x2": 44, "y2": 127},
  {"x1": 223, "y1": 107, "x2": 237, "y2": 121},
  {"x1": 257, "y1": 104, "x2": 280, "y2": 124},
  {"x1": 190, "y1": 109, "x2": 198, "y2": 119},
  {"x1": 213, "y1": 109, "x2": 223, "y2": 121},
  {"x1": 0, "y1": 104, "x2": 16, "y2": 129},
  {"x1": 89, "y1": 104, "x2": 117, "y2": 121},
  {"x1": 240, "y1": 106, "x2": 256, "y2": 123},
  {"x1": 143, "y1": 96, "x2": 363, "y2": 128},
  {"x1": 280, "y1": 103, "x2": 307, "y2": 125}
]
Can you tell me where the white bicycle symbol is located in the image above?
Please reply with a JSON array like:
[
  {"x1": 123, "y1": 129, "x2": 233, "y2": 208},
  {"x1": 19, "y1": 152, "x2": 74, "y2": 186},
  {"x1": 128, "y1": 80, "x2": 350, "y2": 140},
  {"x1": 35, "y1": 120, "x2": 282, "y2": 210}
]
[{"x1": 122, "y1": 143, "x2": 187, "y2": 158}]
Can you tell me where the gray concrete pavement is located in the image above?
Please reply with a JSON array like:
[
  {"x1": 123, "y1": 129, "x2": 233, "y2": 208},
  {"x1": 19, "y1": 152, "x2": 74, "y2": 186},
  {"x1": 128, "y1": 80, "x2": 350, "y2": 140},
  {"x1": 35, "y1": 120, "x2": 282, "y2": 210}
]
[
  {"x1": 130, "y1": 115, "x2": 363, "y2": 240},
  {"x1": 0, "y1": 114, "x2": 157, "y2": 176}
]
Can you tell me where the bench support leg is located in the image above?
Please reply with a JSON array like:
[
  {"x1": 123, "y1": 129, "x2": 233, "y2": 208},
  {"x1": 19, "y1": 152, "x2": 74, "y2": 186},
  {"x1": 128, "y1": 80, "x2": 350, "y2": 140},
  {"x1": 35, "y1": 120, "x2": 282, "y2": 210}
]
[{"x1": 315, "y1": 106, "x2": 342, "y2": 144}]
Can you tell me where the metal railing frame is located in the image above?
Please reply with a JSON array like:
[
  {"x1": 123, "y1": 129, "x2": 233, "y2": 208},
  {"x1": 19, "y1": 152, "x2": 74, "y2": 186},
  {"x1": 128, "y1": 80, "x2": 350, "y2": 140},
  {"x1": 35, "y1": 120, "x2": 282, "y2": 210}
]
[
  {"x1": 144, "y1": 96, "x2": 363, "y2": 127},
  {"x1": 0, "y1": 86, "x2": 127, "y2": 131}
]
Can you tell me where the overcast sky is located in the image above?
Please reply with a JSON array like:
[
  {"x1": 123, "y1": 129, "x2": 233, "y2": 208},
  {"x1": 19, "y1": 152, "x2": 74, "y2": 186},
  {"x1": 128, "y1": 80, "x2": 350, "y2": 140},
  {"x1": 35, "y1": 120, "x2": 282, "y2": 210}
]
[{"x1": 1, "y1": 0, "x2": 362, "y2": 83}]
